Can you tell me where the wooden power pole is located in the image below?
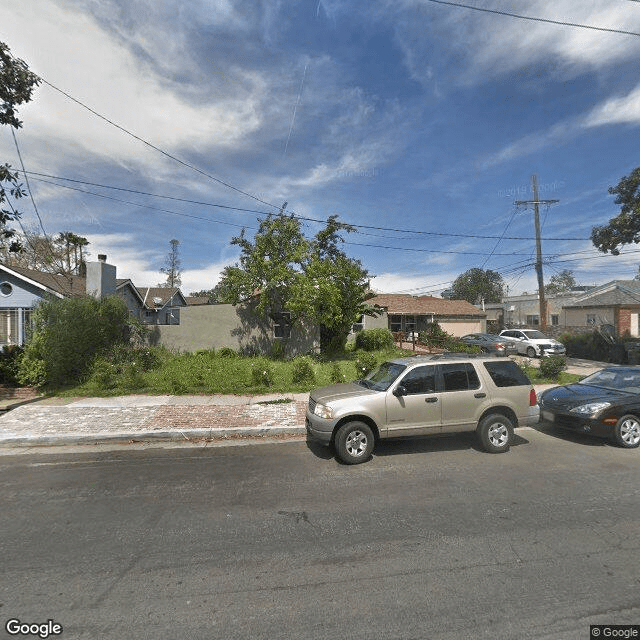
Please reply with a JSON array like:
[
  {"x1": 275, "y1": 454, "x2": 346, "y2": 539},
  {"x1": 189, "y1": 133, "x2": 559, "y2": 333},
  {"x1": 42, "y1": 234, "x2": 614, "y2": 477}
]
[{"x1": 515, "y1": 175, "x2": 558, "y2": 330}]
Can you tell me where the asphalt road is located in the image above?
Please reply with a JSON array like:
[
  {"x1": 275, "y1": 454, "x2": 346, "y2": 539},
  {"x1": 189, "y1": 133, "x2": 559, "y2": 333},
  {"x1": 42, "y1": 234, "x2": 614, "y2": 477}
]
[{"x1": 1, "y1": 427, "x2": 639, "y2": 640}]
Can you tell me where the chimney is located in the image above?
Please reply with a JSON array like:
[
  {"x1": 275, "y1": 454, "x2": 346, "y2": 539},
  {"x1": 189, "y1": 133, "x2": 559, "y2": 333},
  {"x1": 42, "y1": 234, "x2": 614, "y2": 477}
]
[{"x1": 86, "y1": 255, "x2": 116, "y2": 299}]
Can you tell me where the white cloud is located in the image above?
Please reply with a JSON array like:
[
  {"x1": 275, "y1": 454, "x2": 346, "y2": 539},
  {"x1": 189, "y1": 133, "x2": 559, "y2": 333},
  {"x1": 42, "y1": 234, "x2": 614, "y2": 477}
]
[
  {"x1": 583, "y1": 85, "x2": 640, "y2": 128},
  {"x1": 1, "y1": 0, "x2": 265, "y2": 176},
  {"x1": 397, "y1": 0, "x2": 640, "y2": 86}
]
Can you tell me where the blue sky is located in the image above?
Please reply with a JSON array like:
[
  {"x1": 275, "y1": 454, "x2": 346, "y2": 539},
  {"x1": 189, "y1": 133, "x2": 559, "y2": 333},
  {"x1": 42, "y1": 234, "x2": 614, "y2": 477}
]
[{"x1": 2, "y1": 0, "x2": 640, "y2": 296}]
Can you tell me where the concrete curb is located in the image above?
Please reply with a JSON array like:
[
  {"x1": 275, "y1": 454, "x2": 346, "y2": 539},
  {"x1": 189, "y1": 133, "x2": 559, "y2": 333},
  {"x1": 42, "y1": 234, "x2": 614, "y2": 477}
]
[{"x1": 0, "y1": 425, "x2": 308, "y2": 448}]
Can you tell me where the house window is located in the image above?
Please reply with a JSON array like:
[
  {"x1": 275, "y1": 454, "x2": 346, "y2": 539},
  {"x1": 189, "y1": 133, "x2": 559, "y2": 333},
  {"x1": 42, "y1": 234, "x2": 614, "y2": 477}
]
[
  {"x1": 273, "y1": 312, "x2": 291, "y2": 339},
  {"x1": 0, "y1": 308, "x2": 31, "y2": 345},
  {"x1": 0, "y1": 282, "x2": 13, "y2": 296},
  {"x1": 586, "y1": 314, "x2": 596, "y2": 325},
  {"x1": 404, "y1": 315, "x2": 417, "y2": 332},
  {"x1": 551, "y1": 314, "x2": 559, "y2": 326},
  {"x1": 526, "y1": 315, "x2": 539, "y2": 326},
  {"x1": 389, "y1": 315, "x2": 402, "y2": 333}
]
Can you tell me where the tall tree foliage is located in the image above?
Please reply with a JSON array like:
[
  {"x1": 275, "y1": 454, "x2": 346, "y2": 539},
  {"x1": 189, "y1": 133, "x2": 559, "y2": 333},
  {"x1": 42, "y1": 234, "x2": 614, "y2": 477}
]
[
  {"x1": 545, "y1": 269, "x2": 577, "y2": 295},
  {"x1": 0, "y1": 227, "x2": 90, "y2": 274},
  {"x1": 0, "y1": 42, "x2": 40, "y2": 253},
  {"x1": 591, "y1": 167, "x2": 640, "y2": 255},
  {"x1": 159, "y1": 238, "x2": 182, "y2": 288},
  {"x1": 450, "y1": 268, "x2": 505, "y2": 304},
  {"x1": 217, "y1": 212, "x2": 375, "y2": 353}
]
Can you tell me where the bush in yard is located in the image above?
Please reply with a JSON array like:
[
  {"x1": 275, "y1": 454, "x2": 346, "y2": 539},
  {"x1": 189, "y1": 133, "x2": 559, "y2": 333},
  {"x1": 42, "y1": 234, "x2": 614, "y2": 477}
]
[
  {"x1": 538, "y1": 356, "x2": 567, "y2": 380},
  {"x1": 251, "y1": 360, "x2": 274, "y2": 387},
  {"x1": 355, "y1": 328, "x2": 394, "y2": 351},
  {"x1": 354, "y1": 351, "x2": 377, "y2": 378},
  {"x1": 0, "y1": 345, "x2": 23, "y2": 386},
  {"x1": 291, "y1": 356, "x2": 315, "y2": 384},
  {"x1": 217, "y1": 346, "x2": 238, "y2": 358},
  {"x1": 18, "y1": 295, "x2": 129, "y2": 388},
  {"x1": 330, "y1": 362, "x2": 347, "y2": 384}
]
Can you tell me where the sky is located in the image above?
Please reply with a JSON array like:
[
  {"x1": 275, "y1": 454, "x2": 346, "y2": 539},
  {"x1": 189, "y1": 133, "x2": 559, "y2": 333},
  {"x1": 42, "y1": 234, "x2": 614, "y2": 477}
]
[{"x1": 1, "y1": 0, "x2": 640, "y2": 297}]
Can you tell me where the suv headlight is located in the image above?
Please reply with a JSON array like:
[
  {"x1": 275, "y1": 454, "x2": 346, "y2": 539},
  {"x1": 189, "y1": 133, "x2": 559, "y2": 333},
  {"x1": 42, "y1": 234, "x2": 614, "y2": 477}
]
[
  {"x1": 570, "y1": 402, "x2": 611, "y2": 416},
  {"x1": 313, "y1": 403, "x2": 334, "y2": 419}
]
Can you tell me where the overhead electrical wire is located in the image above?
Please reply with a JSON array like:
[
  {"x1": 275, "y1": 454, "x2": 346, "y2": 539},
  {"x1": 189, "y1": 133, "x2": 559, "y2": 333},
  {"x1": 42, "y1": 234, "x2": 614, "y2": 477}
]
[
  {"x1": 21, "y1": 170, "x2": 589, "y2": 243},
  {"x1": 421, "y1": 0, "x2": 640, "y2": 37}
]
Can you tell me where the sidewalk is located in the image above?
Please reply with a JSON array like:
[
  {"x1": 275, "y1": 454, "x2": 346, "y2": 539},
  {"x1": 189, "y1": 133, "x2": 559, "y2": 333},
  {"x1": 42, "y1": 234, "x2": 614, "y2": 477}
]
[{"x1": 0, "y1": 358, "x2": 612, "y2": 450}]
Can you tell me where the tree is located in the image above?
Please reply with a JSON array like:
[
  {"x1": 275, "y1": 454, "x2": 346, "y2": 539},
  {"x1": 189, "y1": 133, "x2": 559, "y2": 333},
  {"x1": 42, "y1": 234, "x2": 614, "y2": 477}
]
[
  {"x1": 591, "y1": 167, "x2": 640, "y2": 255},
  {"x1": 159, "y1": 239, "x2": 182, "y2": 288},
  {"x1": 450, "y1": 268, "x2": 504, "y2": 304},
  {"x1": 217, "y1": 212, "x2": 376, "y2": 353},
  {"x1": 545, "y1": 269, "x2": 577, "y2": 295},
  {"x1": 0, "y1": 42, "x2": 40, "y2": 253},
  {"x1": 0, "y1": 227, "x2": 89, "y2": 273}
]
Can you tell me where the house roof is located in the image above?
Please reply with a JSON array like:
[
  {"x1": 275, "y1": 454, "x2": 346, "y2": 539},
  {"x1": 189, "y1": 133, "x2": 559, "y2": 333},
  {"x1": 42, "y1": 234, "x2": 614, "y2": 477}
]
[
  {"x1": 564, "y1": 280, "x2": 640, "y2": 308},
  {"x1": 1, "y1": 264, "x2": 85, "y2": 297},
  {"x1": 368, "y1": 294, "x2": 486, "y2": 317},
  {"x1": 185, "y1": 296, "x2": 210, "y2": 306},
  {"x1": 136, "y1": 287, "x2": 187, "y2": 309}
]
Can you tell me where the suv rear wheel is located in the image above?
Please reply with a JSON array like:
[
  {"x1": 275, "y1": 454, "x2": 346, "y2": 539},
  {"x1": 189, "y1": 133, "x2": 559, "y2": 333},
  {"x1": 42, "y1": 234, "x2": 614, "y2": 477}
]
[
  {"x1": 334, "y1": 421, "x2": 375, "y2": 464},
  {"x1": 477, "y1": 414, "x2": 513, "y2": 453},
  {"x1": 526, "y1": 346, "x2": 536, "y2": 358}
]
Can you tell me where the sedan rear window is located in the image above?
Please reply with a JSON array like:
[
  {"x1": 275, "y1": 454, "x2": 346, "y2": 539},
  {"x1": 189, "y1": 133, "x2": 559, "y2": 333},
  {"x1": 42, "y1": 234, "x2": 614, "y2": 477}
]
[{"x1": 483, "y1": 361, "x2": 531, "y2": 387}]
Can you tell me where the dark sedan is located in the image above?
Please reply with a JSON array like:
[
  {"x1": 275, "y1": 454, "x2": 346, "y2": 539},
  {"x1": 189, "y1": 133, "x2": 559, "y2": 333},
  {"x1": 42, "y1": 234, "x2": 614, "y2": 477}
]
[
  {"x1": 538, "y1": 367, "x2": 640, "y2": 448},
  {"x1": 459, "y1": 333, "x2": 518, "y2": 356}
]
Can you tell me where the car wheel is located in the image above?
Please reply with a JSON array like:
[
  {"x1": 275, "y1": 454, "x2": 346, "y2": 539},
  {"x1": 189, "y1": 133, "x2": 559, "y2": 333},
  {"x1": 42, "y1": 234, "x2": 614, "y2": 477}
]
[
  {"x1": 477, "y1": 414, "x2": 513, "y2": 453},
  {"x1": 613, "y1": 415, "x2": 640, "y2": 448},
  {"x1": 334, "y1": 421, "x2": 375, "y2": 464},
  {"x1": 526, "y1": 346, "x2": 536, "y2": 358}
]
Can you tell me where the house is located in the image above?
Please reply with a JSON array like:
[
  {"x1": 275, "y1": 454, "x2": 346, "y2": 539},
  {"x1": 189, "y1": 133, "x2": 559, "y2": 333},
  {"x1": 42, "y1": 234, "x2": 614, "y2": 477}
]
[
  {"x1": 562, "y1": 280, "x2": 640, "y2": 337},
  {"x1": 359, "y1": 294, "x2": 487, "y2": 337},
  {"x1": 0, "y1": 255, "x2": 187, "y2": 346}
]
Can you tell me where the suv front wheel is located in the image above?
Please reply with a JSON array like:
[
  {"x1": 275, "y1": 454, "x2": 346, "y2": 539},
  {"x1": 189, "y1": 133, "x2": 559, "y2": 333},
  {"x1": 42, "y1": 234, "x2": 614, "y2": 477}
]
[
  {"x1": 477, "y1": 414, "x2": 514, "y2": 453},
  {"x1": 334, "y1": 421, "x2": 375, "y2": 464}
]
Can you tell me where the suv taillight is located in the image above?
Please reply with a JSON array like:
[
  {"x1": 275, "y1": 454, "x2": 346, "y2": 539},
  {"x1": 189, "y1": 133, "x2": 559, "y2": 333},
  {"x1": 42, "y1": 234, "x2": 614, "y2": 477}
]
[{"x1": 529, "y1": 388, "x2": 538, "y2": 406}]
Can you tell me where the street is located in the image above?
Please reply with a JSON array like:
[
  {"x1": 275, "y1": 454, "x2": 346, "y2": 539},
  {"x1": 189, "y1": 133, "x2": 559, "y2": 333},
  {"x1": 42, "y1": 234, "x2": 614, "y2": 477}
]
[{"x1": 1, "y1": 426, "x2": 639, "y2": 640}]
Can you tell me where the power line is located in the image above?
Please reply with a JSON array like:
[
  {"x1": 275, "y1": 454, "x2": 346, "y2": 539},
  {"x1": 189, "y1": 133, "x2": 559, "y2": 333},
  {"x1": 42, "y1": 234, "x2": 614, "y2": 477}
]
[
  {"x1": 421, "y1": 0, "x2": 640, "y2": 37},
  {"x1": 21, "y1": 170, "x2": 589, "y2": 242}
]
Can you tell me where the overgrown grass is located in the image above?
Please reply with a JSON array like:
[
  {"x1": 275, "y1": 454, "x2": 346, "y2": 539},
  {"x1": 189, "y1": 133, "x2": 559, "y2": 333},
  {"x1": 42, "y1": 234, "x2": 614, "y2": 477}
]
[
  {"x1": 518, "y1": 362, "x2": 582, "y2": 386},
  {"x1": 62, "y1": 346, "x2": 409, "y2": 396}
]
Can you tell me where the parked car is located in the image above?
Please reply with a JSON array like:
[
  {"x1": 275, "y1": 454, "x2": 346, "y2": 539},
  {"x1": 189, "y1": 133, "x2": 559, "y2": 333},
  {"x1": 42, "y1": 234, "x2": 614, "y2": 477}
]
[
  {"x1": 459, "y1": 333, "x2": 518, "y2": 356},
  {"x1": 538, "y1": 367, "x2": 640, "y2": 448},
  {"x1": 306, "y1": 354, "x2": 539, "y2": 464},
  {"x1": 499, "y1": 329, "x2": 566, "y2": 358}
]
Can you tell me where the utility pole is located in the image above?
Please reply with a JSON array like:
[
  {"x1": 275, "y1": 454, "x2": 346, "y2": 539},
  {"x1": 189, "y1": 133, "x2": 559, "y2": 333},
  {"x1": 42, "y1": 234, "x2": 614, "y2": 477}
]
[{"x1": 515, "y1": 175, "x2": 558, "y2": 330}]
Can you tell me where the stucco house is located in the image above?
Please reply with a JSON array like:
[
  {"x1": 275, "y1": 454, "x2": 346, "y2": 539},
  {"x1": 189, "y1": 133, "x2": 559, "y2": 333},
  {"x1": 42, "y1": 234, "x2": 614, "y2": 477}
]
[
  {"x1": 0, "y1": 256, "x2": 187, "y2": 346},
  {"x1": 359, "y1": 293, "x2": 487, "y2": 337}
]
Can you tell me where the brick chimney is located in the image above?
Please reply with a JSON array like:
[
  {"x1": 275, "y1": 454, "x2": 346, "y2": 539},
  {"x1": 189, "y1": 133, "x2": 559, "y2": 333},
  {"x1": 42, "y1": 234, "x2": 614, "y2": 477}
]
[{"x1": 86, "y1": 254, "x2": 116, "y2": 299}]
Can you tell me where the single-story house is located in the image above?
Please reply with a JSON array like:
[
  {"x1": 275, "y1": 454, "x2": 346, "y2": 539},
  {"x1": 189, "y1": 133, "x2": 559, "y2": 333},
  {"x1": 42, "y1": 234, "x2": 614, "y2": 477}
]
[
  {"x1": 0, "y1": 256, "x2": 187, "y2": 346},
  {"x1": 359, "y1": 294, "x2": 487, "y2": 337}
]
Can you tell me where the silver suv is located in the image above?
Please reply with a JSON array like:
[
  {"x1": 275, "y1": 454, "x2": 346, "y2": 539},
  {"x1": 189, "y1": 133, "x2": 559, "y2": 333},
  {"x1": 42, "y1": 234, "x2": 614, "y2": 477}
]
[{"x1": 306, "y1": 354, "x2": 539, "y2": 464}]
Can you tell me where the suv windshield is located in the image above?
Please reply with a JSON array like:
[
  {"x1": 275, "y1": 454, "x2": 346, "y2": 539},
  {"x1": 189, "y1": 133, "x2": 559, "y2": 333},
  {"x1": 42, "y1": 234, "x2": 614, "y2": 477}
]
[
  {"x1": 522, "y1": 330, "x2": 547, "y2": 339},
  {"x1": 359, "y1": 362, "x2": 406, "y2": 391}
]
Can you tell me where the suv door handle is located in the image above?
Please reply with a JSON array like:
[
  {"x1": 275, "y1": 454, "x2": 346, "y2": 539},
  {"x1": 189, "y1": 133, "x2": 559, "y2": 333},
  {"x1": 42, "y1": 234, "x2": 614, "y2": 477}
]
[
  {"x1": 425, "y1": 397, "x2": 438, "y2": 403},
  {"x1": 474, "y1": 393, "x2": 486, "y2": 398}
]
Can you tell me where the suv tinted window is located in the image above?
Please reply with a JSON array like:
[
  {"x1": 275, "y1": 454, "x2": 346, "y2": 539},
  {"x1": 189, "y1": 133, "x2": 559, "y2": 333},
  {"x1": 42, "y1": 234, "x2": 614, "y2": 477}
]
[
  {"x1": 483, "y1": 361, "x2": 530, "y2": 387},
  {"x1": 400, "y1": 365, "x2": 436, "y2": 395},
  {"x1": 441, "y1": 363, "x2": 480, "y2": 391}
]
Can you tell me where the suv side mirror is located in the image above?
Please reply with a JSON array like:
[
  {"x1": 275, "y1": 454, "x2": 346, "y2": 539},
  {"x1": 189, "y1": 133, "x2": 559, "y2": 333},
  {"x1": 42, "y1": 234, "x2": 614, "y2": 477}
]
[{"x1": 393, "y1": 385, "x2": 407, "y2": 397}]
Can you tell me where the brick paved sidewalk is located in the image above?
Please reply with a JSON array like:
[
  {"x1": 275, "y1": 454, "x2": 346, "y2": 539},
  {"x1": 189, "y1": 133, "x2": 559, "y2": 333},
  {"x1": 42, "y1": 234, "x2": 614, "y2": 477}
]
[{"x1": 0, "y1": 394, "x2": 309, "y2": 447}]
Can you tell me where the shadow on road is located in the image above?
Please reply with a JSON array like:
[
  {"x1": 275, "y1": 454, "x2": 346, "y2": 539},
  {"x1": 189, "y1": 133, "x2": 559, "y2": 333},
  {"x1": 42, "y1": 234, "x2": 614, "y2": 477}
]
[
  {"x1": 305, "y1": 430, "x2": 530, "y2": 463},
  {"x1": 532, "y1": 421, "x2": 610, "y2": 448}
]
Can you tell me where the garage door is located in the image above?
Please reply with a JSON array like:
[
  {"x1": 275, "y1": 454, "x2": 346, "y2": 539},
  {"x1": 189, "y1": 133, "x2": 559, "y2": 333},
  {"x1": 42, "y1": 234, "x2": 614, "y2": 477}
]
[{"x1": 439, "y1": 321, "x2": 482, "y2": 337}]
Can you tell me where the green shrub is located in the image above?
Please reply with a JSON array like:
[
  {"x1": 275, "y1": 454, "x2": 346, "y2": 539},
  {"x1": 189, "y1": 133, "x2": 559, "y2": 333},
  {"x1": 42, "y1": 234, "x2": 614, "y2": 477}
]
[
  {"x1": 217, "y1": 347, "x2": 238, "y2": 358},
  {"x1": 0, "y1": 345, "x2": 23, "y2": 386},
  {"x1": 269, "y1": 340, "x2": 285, "y2": 360},
  {"x1": 446, "y1": 341, "x2": 480, "y2": 353},
  {"x1": 330, "y1": 362, "x2": 347, "y2": 384},
  {"x1": 18, "y1": 295, "x2": 129, "y2": 388},
  {"x1": 355, "y1": 328, "x2": 394, "y2": 351},
  {"x1": 291, "y1": 356, "x2": 315, "y2": 384},
  {"x1": 538, "y1": 356, "x2": 567, "y2": 380},
  {"x1": 251, "y1": 360, "x2": 274, "y2": 387},
  {"x1": 354, "y1": 351, "x2": 378, "y2": 378}
]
